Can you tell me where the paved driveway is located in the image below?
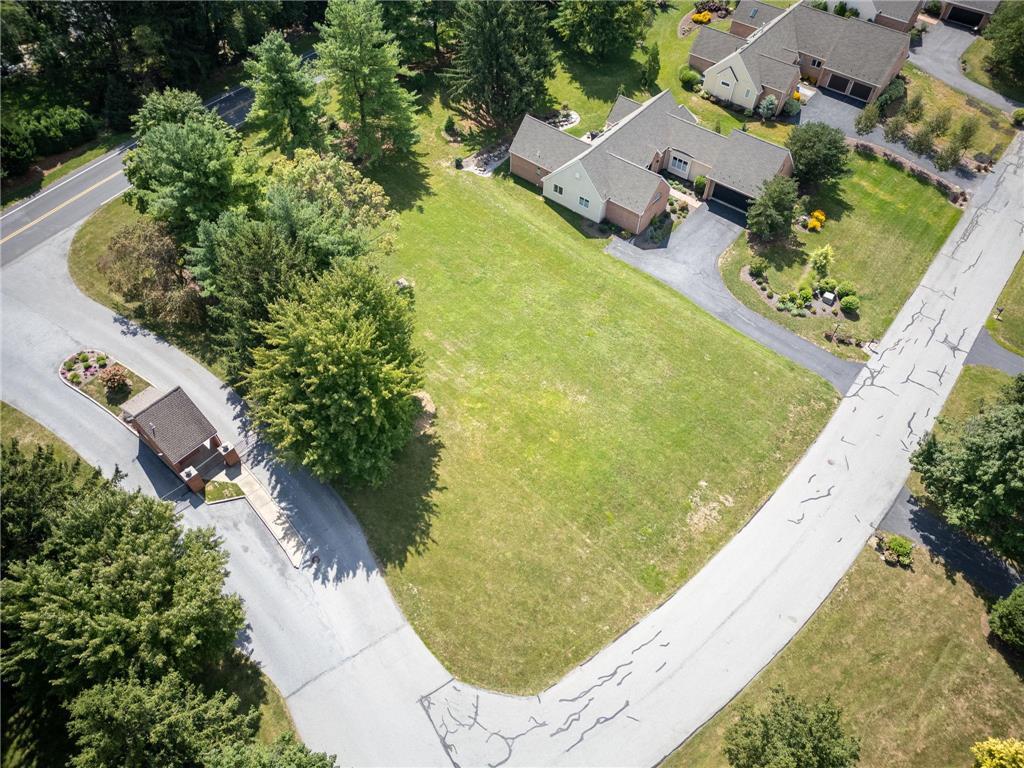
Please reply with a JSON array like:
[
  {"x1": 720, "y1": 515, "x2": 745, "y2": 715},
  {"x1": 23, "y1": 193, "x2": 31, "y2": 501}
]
[
  {"x1": 910, "y1": 21, "x2": 1022, "y2": 114},
  {"x1": 800, "y1": 89, "x2": 984, "y2": 191},
  {"x1": 964, "y1": 327, "x2": 1024, "y2": 375},
  {"x1": 606, "y1": 203, "x2": 862, "y2": 392}
]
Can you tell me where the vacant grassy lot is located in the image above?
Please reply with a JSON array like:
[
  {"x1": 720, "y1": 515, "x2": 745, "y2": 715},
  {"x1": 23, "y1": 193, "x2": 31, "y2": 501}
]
[
  {"x1": 962, "y1": 37, "x2": 1024, "y2": 105},
  {"x1": 721, "y1": 151, "x2": 962, "y2": 358},
  {"x1": 667, "y1": 542, "x2": 1024, "y2": 768},
  {"x1": 902, "y1": 62, "x2": 1017, "y2": 160},
  {"x1": 987, "y1": 253, "x2": 1024, "y2": 356},
  {"x1": 337, "y1": 85, "x2": 838, "y2": 694},
  {"x1": 1, "y1": 401, "x2": 80, "y2": 464}
]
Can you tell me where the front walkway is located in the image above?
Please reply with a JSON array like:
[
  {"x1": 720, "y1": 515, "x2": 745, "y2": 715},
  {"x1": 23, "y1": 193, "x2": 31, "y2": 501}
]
[
  {"x1": 800, "y1": 89, "x2": 984, "y2": 191},
  {"x1": 605, "y1": 203, "x2": 863, "y2": 392},
  {"x1": 910, "y1": 21, "x2": 1022, "y2": 114}
]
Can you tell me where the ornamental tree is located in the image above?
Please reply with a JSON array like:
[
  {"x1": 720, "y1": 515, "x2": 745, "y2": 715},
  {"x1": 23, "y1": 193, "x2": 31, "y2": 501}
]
[
  {"x1": 785, "y1": 121, "x2": 849, "y2": 190},
  {"x1": 445, "y1": 1, "x2": 555, "y2": 126},
  {"x1": 747, "y1": 176, "x2": 798, "y2": 241},
  {"x1": 245, "y1": 260, "x2": 422, "y2": 486},
  {"x1": 315, "y1": 0, "x2": 418, "y2": 164},
  {"x1": 244, "y1": 30, "x2": 322, "y2": 154},
  {"x1": 723, "y1": 687, "x2": 860, "y2": 768},
  {"x1": 911, "y1": 374, "x2": 1024, "y2": 568}
]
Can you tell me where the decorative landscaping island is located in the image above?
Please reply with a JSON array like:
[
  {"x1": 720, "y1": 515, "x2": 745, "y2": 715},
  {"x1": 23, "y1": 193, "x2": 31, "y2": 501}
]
[{"x1": 59, "y1": 349, "x2": 153, "y2": 415}]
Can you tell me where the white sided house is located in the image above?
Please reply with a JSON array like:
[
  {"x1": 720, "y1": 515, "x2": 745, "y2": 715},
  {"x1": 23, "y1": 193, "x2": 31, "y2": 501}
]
[{"x1": 508, "y1": 91, "x2": 793, "y2": 226}]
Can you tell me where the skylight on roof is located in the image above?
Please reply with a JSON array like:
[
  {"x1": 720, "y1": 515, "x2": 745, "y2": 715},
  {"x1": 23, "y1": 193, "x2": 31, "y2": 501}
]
[{"x1": 750, "y1": 7, "x2": 758, "y2": 17}]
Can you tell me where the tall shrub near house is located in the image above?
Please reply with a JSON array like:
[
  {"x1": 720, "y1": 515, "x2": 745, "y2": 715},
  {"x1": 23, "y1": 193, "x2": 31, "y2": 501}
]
[
  {"x1": 747, "y1": 176, "x2": 798, "y2": 241},
  {"x1": 245, "y1": 260, "x2": 423, "y2": 486}
]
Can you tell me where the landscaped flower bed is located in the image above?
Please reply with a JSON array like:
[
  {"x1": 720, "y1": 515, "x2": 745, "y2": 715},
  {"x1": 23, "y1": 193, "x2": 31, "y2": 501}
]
[{"x1": 59, "y1": 349, "x2": 153, "y2": 415}]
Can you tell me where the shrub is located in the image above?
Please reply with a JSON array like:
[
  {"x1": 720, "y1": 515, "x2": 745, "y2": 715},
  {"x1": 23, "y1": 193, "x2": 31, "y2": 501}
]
[
  {"x1": 749, "y1": 257, "x2": 770, "y2": 279},
  {"x1": 454, "y1": 157, "x2": 463, "y2": 169},
  {"x1": 923, "y1": 0, "x2": 941, "y2": 15},
  {"x1": 910, "y1": 25, "x2": 923, "y2": 46},
  {"x1": 906, "y1": 127, "x2": 935, "y2": 156},
  {"x1": 758, "y1": 95, "x2": 778, "y2": 120},
  {"x1": 972, "y1": 738, "x2": 1024, "y2": 768},
  {"x1": 811, "y1": 209, "x2": 826, "y2": 222},
  {"x1": 934, "y1": 143, "x2": 962, "y2": 172},
  {"x1": 0, "y1": 120, "x2": 36, "y2": 178},
  {"x1": 989, "y1": 585, "x2": 1024, "y2": 653},
  {"x1": 883, "y1": 112, "x2": 908, "y2": 142},
  {"x1": 903, "y1": 91, "x2": 925, "y2": 123},
  {"x1": 694, "y1": 175, "x2": 708, "y2": 197},
  {"x1": 925, "y1": 106, "x2": 953, "y2": 137},
  {"x1": 883, "y1": 533, "x2": 913, "y2": 566},
  {"x1": 799, "y1": 287, "x2": 813, "y2": 304},
  {"x1": 834, "y1": 0, "x2": 848, "y2": 15},
  {"x1": 443, "y1": 114, "x2": 457, "y2": 136},
  {"x1": 679, "y1": 66, "x2": 702, "y2": 91},
  {"x1": 875, "y1": 78, "x2": 906, "y2": 113},
  {"x1": 836, "y1": 281, "x2": 856, "y2": 298},
  {"x1": 810, "y1": 244, "x2": 834, "y2": 277},
  {"x1": 99, "y1": 365, "x2": 132, "y2": 394},
  {"x1": 782, "y1": 97, "x2": 801, "y2": 116},
  {"x1": 69, "y1": 372, "x2": 82, "y2": 385},
  {"x1": 819, "y1": 277, "x2": 838, "y2": 293},
  {"x1": 692, "y1": 10, "x2": 713, "y2": 23},
  {"x1": 1013, "y1": 108, "x2": 1024, "y2": 127},
  {"x1": 807, "y1": 218, "x2": 821, "y2": 232},
  {"x1": 743, "y1": 108, "x2": 754, "y2": 117},
  {"x1": 78, "y1": 353, "x2": 90, "y2": 363},
  {"x1": 796, "y1": 195, "x2": 812, "y2": 213},
  {"x1": 854, "y1": 102, "x2": 880, "y2": 135},
  {"x1": 840, "y1": 295, "x2": 861, "y2": 313},
  {"x1": 810, "y1": 0, "x2": 827, "y2": 8},
  {"x1": 97, "y1": 356, "x2": 108, "y2": 368},
  {"x1": 27, "y1": 106, "x2": 98, "y2": 157},
  {"x1": 766, "y1": 290, "x2": 774, "y2": 299}
]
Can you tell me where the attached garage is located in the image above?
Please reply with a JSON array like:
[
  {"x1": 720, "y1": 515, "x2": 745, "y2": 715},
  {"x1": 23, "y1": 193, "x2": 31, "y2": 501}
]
[
  {"x1": 822, "y1": 72, "x2": 875, "y2": 104},
  {"x1": 849, "y1": 81, "x2": 873, "y2": 102},
  {"x1": 823, "y1": 73, "x2": 850, "y2": 95},
  {"x1": 709, "y1": 182, "x2": 752, "y2": 212},
  {"x1": 944, "y1": 4, "x2": 986, "y2": 27}
]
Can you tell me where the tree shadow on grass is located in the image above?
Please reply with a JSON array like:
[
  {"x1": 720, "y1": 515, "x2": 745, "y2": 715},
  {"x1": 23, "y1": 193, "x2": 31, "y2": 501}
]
[
  {"x1": 749, "y1": 232, "x2": 807, "y2": 272},
  {"x1": 555, "y1": 44, "x2": 645, "y2": 105},
  {"x1": 204, "y1": 650, "x2": 272, "y2": 725},
  {"x1": 807, "y1": 174, "x2": 854, "y2": 223},
  {"x1": 341, "y1": 425, "x2": 445, "y2": 571},
  {"x1": 495, "y1": 165, "x2": 606, "y2": 239},
  {"x1": 366, "y1": 148, "x2": 433, "y2": 213}
]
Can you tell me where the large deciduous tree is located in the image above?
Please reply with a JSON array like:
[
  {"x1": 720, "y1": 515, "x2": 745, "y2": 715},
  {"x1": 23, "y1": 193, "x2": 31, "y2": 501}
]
[
  {"x1": 785, "y1": 121, "x2": 849, "y2": 190},
  {"x1": 130, "y1": 87, "x2": 209, "y2": 139},
  {"x1": 123, "y1": 114, "x2": 252, "y2": 242},
  {"x1": 315, "y1": 0, "x2": 418, "y2": 165},
  {"x1": 246, "y1": 260, "x2": 422, "y2": 486},
  {"x1": 445, "y1": 0, "x2": 555, "y2": 126},
  {"x1": 67, "y1": 673, "x2": 254, "y2": 768},
  {"x1": 244, "y1": 30, "x2": 322, "y2": 154},
  {"x1": 1, "y1": 487, "x2": 245, "y2": 709},
  {"x1": 983, "y1": 1, "x2": 1024, "y2": 87},
  {"x1": 553, "y1": 0, "x2": 654, "y2": 58},
  {"x1": 723, "y1": 687, "x2": 861, "y2": 768},
  {"x1": 746, "y1": 176, "x2": 798, "y2": 241},
  {"x1": 911, "y1": 375, "x2": 1024, "y2": 568}
]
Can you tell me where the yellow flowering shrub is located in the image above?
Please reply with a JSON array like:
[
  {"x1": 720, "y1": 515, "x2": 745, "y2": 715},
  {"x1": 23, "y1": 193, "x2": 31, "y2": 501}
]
[
  {"x1": 792, "y1": 90, "x2": 801, "y2": 100},
  {"x1": 807, "y1": 218, "x2": 822, "y2": 232},
  {"x1": 971, "y1": 738, "x2": 1024, "y2": 768},
  {"x1": 692, "y1": 10, "x2": 713, "y2": 23},
  {"x1": 812, "y1": 209, "x2": 827, "y2": 222}
]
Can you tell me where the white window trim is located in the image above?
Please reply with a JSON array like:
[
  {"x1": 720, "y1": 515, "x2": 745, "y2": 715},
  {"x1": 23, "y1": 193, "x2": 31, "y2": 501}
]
[
  {"x1": 579, "y1": 196, "x2": 590, "y2": 209},
  {"x1": 811, "y1": 57, "x2": 823, "y2": 68},
  {"x1": 553, "y1": 184, "x2": 563, "y2": 195},
  {"x1": 670, "y1": 156, "x2": 689, "y2": 172}
]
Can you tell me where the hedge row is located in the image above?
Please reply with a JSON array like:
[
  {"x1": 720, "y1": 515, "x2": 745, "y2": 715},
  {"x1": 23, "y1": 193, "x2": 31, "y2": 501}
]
[{"x1": 1, "y1": 106, "x2": 98, "y2": 179}]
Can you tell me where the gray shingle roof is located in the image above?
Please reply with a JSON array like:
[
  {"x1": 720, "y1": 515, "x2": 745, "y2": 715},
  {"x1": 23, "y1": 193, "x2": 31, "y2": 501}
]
[
  {"x1": 690, "y1": 27, "x2": 746, "y2": 63},
  {"x1": 733, "y1": 0, "x2": 787, "y2": 28},
  {"x1": 707, "y1": 130, "x2": 792, "y2": 197},
  {"x1": 874, "y1": 0, "x2": 922, "y2": 22},
  {"x1": 606, "y1": 95, "x2": 643, "y2": 127},
  {"x1": 132, "y1": 386, "x2": 217, "y2": 465},
  {"x1": 509, "y1": 115, "x2": 589, "y2": 172}
]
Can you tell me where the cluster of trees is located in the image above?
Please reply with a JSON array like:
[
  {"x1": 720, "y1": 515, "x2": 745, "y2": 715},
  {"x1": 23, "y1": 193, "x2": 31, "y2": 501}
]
[
  {"x1": 114, "y1": 12, "x2": 422, "y2": 486},
  {"x1": 747, "y1": 122, "x2": 849, "y2": 240},
  {"x1": 0, "y1": 442, "x2": 335, "y2": 767},
  {"x1": 911, "y1": 373, "x2": 1024, "y2": 569},
  {"x1": 0, "y1": 1, "x2": 325, "y2": 177},
  {"x1": 982, "y1": 1, "x2": 1024, "y2": 91}
]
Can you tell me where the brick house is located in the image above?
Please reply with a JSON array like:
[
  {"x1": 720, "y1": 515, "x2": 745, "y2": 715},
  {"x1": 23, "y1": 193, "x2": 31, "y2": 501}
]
[
  {"x1": 690, "y1": 0, "x2": 912, "y2": 115},
  {"x1": 938, "y1": 0, "x2": 1000, "y2": 30},
  {"x1": 508, "y1": 90, "x2": 793, "y2": 223}
]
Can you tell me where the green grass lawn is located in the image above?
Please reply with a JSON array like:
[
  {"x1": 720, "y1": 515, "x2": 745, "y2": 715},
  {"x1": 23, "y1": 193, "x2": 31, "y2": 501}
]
[
  {"x1": 961, "y1": 37, "x2": 1024, "y2": 105},
  {"x1": 205, "y1": 480, "x2": 246, "y2": 503},
  {"x1": 986, "y1": 253, "x2": 1024, "y2": 356},
  {"x1": 1, "y1": 402, "x2": 80, "y2": 464},
  {"x1": 336, "y1": 82, "x2": 838, "y2": 694},
  {"x1": 902, "y1": 62, "x2": 1017, "y2": 160},
  {"x1": 721, "y1": 151, "x2": 962, "y2": 358},
  {"x1": 666, "y1": 540, "x2": 1024, "y2": 768},
  {"x1": 79, "y1": 367, "x2": 153, "y2": 416}
]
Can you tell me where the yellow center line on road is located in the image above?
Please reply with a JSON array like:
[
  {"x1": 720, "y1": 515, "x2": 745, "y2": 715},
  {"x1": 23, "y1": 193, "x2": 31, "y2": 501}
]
[{"x1": 0, "y1": 170, "x2": 124, "y2": 246}]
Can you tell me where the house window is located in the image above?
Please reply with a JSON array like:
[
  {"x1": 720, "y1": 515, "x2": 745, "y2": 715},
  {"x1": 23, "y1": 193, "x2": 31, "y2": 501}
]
[
  {"x1": 553, "y1": 184, "x2": 564, "y2": 195},
  {"x1": 579, "y1": 196, "x2": 590, "y2": 209},
  {"x1": 671, "y1": 156, "x2": 689, "y2": 174},
  {"x1": 720, "y1": 80, "x2": 731, "y2": 88},
  {"x1": 811, "y1": 58, "x2": 823, "y2": 68},
  {"x1": 745, "y1": 89, "x2": 751, "y2": 98},
  {"x1": 537, "y1": 168, "x2": 542, "y2": 176}
]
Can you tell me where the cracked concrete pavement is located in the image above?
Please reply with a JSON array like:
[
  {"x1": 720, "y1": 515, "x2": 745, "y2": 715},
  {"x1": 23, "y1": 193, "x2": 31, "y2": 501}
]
[{"x1": 1, "y1": 86, "x2": 1020, "y2": 767}]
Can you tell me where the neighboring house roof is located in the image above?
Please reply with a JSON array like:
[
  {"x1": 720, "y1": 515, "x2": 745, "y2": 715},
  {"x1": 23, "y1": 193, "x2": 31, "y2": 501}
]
[
  {"x1": 509, "y1": 114, "x2": 589, "y2": 172},
  {"x1": 690, "y1": 27, "x2": 747, "y2": 62},
  {"x1": 606, "y1": 95, "x2": 643, "y2": 126},
  {"x1": 874, "y1": 0, "x2": 922, "y2": 22},
  {"x1": 707, "y1": 130, "x2": 792, "y2": 197},
  {"x1": 945, "y1": 0, "x2": 1000, "y2": 13},
  {"x1": 130, "y1": 386, "x2": 217, "y2": 465},
  {"x1": 694, "y1": 1, "x2": 910, "y2": 90},
  {"x1": 732, "y1": 0, "x2": 787, "y2": 28}
]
